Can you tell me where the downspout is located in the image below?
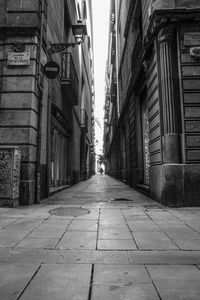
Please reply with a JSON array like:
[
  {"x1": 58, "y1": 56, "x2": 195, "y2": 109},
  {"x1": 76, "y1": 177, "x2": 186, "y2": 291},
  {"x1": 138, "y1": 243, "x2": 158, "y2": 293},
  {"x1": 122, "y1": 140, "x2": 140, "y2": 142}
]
[
  {"x1": 114, "y1": 0, "x2": 120, "y2": 119},
  {"x1": 35, "y1": 0, "x2": 45, "y2": 203}
]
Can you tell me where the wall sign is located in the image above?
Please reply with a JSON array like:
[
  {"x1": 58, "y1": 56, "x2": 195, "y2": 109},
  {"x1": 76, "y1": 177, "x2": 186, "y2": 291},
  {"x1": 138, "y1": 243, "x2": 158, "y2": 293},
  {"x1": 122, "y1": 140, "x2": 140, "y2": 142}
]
[
  {"x1": 43, "y1": 61, "x2": 60, "y2": 79},
  {"x1": 7, "y1": 52, "x2": 30, "y2": 66}
]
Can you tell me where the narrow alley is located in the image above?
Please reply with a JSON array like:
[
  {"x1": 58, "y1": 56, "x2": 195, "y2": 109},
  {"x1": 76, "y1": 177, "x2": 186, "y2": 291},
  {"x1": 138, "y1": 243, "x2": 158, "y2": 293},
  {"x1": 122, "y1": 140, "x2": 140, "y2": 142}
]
[{"x1": 1, "y1": 175, "x2": 200, "y2": 299}]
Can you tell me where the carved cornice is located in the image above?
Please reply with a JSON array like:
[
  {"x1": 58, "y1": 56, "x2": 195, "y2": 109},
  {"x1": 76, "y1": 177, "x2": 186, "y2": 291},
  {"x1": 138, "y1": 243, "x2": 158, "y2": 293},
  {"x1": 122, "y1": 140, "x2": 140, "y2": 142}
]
[{"x1": 143, "y1": 9, "x2": 200, "y2": 61}]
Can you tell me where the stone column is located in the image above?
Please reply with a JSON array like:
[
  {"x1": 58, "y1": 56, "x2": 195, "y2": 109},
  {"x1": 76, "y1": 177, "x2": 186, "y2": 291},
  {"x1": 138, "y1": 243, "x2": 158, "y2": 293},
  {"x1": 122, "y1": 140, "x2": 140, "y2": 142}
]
[{"x1": 158, "y1": 25, "x2": 181, "y2": 163}]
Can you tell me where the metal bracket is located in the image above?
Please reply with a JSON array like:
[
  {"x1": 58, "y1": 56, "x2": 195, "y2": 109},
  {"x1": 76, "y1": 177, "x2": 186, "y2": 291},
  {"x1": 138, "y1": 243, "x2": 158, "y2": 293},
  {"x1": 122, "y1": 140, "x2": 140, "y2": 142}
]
[{"x1": 49, "y1": 42, "x2": 81, "y2": 54}]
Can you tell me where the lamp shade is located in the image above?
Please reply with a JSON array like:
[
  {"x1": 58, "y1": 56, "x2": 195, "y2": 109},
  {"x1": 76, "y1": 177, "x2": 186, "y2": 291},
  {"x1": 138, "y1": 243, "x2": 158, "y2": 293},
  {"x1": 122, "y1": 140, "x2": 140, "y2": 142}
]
[{"x1": 72, "y1": 20, "x2": 87, "y2": 42}]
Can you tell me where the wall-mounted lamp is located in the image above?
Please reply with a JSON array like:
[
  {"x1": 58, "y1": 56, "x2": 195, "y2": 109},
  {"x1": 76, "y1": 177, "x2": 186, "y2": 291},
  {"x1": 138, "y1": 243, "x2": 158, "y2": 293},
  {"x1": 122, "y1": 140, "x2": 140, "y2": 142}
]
[{"x1": 49, "y1": 20, "x2": 87, "y2": 54}]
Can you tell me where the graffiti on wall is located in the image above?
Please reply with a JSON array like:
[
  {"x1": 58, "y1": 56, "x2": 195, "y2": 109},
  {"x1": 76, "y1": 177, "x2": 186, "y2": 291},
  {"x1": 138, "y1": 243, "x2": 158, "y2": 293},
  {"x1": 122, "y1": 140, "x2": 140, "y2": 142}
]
[
  {"x1": 13, "y1": 150, "x2": 21, "y2": 199},
  {"x1": 0, "y1": 150, "x2": 13, "y2": 198},
  {"x1": 0, "y1": 149, "x2": 21, "y2": 199}
]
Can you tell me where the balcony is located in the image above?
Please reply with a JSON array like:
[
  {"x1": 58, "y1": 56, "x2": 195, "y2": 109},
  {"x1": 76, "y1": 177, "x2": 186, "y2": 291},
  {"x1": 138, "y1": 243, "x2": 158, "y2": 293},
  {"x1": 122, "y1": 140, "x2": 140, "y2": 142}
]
[
  {"x1": 61, "y1": 52, "x2": 79, "y2": 106},
  {"x1": 81, "y1": 109, "x2": 88, "y2": 133}
]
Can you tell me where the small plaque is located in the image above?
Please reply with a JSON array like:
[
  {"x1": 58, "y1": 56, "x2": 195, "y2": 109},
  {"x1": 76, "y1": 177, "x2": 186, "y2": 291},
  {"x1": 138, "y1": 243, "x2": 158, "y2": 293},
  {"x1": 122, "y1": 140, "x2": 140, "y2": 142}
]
[{"x1": 7, "y1": 52, "x2": 30, "y2": 66}]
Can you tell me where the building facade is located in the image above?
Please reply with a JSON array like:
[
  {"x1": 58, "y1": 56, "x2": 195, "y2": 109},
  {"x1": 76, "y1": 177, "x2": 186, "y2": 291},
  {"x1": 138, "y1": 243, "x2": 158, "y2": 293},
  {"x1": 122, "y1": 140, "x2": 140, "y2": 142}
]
[
  {"x1": 104, "y1": 0, "x2": 200, "y2": 206},
  {"x1": 0, "y1": 0, "x2": 95, "y2": 205}
]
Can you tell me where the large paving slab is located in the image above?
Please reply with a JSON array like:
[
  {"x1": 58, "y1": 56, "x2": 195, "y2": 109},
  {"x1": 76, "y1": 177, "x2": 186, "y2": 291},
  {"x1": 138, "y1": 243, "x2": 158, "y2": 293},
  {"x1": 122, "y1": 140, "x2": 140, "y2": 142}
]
[
  {"x1": 19, "y1": 264, "x2": 92, "y2": 300},
  {"x1": 133, "y1": 231, "x2": 179, "y2": 250},
  {"x1": 127, "y1": 250, "x2": 200, "y2": 265},
  {"x1": 93, "y1": 264, "x2": 151, "y2": 283},
  {"x1": 56, "y1": 231, "x2": 97, "y2": 250},
  {"x1": 147, "y1": 265, "x2": 200, "y2": 299},
  {"x1": 1, "y1": 175, "x2": 200, "y2": 299},
  {"x1": 0, "y1": 263, "x2": 40, "y2": 300},
  {"x1": 91, "y1": 283, "x2": 160, "y2": 300},
  {"x1": 98, "y1": 239, "x2": 137, "y2": 250}
]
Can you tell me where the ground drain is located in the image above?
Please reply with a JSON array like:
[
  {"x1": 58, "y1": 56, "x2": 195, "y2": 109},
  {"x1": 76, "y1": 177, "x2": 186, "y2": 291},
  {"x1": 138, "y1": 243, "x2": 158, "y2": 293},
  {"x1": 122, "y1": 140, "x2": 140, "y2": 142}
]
[
  {"x1": 49, "y1": 207, "x2": 90, "y2": 217},
  {"x1": 112, "y1": 198, "x2": 133, "y2": 202},
  {"x1": 144, "y1": 205, "x2": 163, "y2": 209}
]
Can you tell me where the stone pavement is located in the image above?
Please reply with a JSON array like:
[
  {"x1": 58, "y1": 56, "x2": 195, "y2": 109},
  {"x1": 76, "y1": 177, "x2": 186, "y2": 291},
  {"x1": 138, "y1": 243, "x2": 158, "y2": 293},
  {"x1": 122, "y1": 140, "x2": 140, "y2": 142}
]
[{"x1": 1, "y1": 175, "x2": 200, "y2": 299}]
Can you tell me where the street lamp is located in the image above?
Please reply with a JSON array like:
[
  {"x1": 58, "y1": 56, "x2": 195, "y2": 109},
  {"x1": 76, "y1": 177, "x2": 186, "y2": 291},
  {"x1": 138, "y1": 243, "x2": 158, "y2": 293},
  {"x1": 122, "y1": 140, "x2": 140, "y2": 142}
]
[{"x1": 49, "y1": 20, "x2": 87, "y2": 54}]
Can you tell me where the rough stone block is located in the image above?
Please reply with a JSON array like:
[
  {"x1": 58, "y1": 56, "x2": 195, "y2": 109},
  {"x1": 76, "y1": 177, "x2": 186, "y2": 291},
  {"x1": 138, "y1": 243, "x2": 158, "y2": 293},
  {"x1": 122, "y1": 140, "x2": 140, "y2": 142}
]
[
  {"x1": 5, "y1": 36, "x2": 38, "y2": 45},
  {"x1": 20, "y1": 146, "x2": 37, "y2": 163},
  {"x1": 150, "y1": 164, "x2": 184, "y2": 207},
  {"x1": 0, "y1": 93, "x2": 39, "y2": 111},
  {"x1": 186, "y1": 136, "x2": 200, "y2": 147},
  {"x1": 184, "y1": 93, "x2": 200, "y2": 104},
  {"x1": 2, "y1": 76, "x2": 36, "y2": 92},
  {"x1": 6, "y1": 12, "x2": 39, "y2": 27},
  {"x1": 152, "y1": 0, "x2": 175, "y2": 10},
  {"x1": 186, "y1": 150, "x2": 200, "y2": 161},
  {"x1": 0, "y1": 128, "x2": 37, "y2": 145},
  {"x1": 182, "y1": 66, "x2": 200, "y2": 77},
  {"x1": 176, "y1": 0, "x2": 200, "y2": 8},
  {"x1": 0, "y1": 110, "x2": 38, "y2": 129},
  {"x1": 4, "y1": 60, "x2": 37, "y2": 76},
  {"x1": 183, "y1": 79, "x2": 200, "y2": 90},
  {"x1": 162, "y1": 134, "x2": 180, "y2": 164},
  {"x1": 20, "y1": 180, "x2": 35, "y2": 205},
  {"x1": 163, "y1": 164, "x2": 184, "y2": 206},
  {"x1": 7, "y1": 0, "x2": 39, "y2": 11},
  {"x1": 186, "y1": 121, "x2": 200, "y2": 132},
  {"x1": 150, "y1": 164, "x2": 200, "y2": 206},
  {"x1": 184, "y1": 165, "x2": 200, "y2": 206},
  {"x1": 21, "y1": 163, "x2": 35, "y2": 180}
]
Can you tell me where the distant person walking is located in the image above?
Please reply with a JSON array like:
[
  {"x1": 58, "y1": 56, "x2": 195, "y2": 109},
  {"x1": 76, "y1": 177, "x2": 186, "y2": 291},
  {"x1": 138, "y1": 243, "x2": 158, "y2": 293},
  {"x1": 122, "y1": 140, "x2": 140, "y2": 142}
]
[{"x1": 100, "y1": 167, "x2": 103, "y2": 175}]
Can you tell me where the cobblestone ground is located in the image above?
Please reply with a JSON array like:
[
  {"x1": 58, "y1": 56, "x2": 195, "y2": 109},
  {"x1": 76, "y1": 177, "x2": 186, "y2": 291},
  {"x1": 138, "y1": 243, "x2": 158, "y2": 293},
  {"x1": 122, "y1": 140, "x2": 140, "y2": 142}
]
[{"x1": 1, "y1": 175, "x2": 200, "y2": 299}]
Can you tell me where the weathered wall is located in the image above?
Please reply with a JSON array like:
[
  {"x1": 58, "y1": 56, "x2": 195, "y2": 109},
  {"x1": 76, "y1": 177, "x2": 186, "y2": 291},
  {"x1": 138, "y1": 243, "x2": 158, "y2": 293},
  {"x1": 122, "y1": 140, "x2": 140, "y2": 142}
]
[
  {"x1": 0, "y1": 0, "x2": 44, "y2": 204},
  {"x1": 178, "y1": 26, "x2": 200, "y2": 163}
]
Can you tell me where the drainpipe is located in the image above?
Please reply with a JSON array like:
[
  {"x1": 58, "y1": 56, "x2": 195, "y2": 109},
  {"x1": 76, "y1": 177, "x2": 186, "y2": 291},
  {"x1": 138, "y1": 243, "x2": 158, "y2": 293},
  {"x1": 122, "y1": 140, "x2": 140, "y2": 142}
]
[
  {"x1": 114, "y1": 0, "x2": 120, "y2": 119},
  {"x1": 35, "y1": 0, "x2": 45, "y2": 203}
]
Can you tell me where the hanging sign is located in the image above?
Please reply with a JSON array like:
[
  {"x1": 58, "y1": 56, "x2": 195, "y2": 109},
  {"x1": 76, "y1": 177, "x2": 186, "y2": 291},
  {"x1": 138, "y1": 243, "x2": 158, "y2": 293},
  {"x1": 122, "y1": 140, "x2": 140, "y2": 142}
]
[
  {"x1": 43, "y1": 61, "x2": 60, "y2": 79},
  {"x1": 7, "y1": 52, "x2": 30, "y2": 66}
]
